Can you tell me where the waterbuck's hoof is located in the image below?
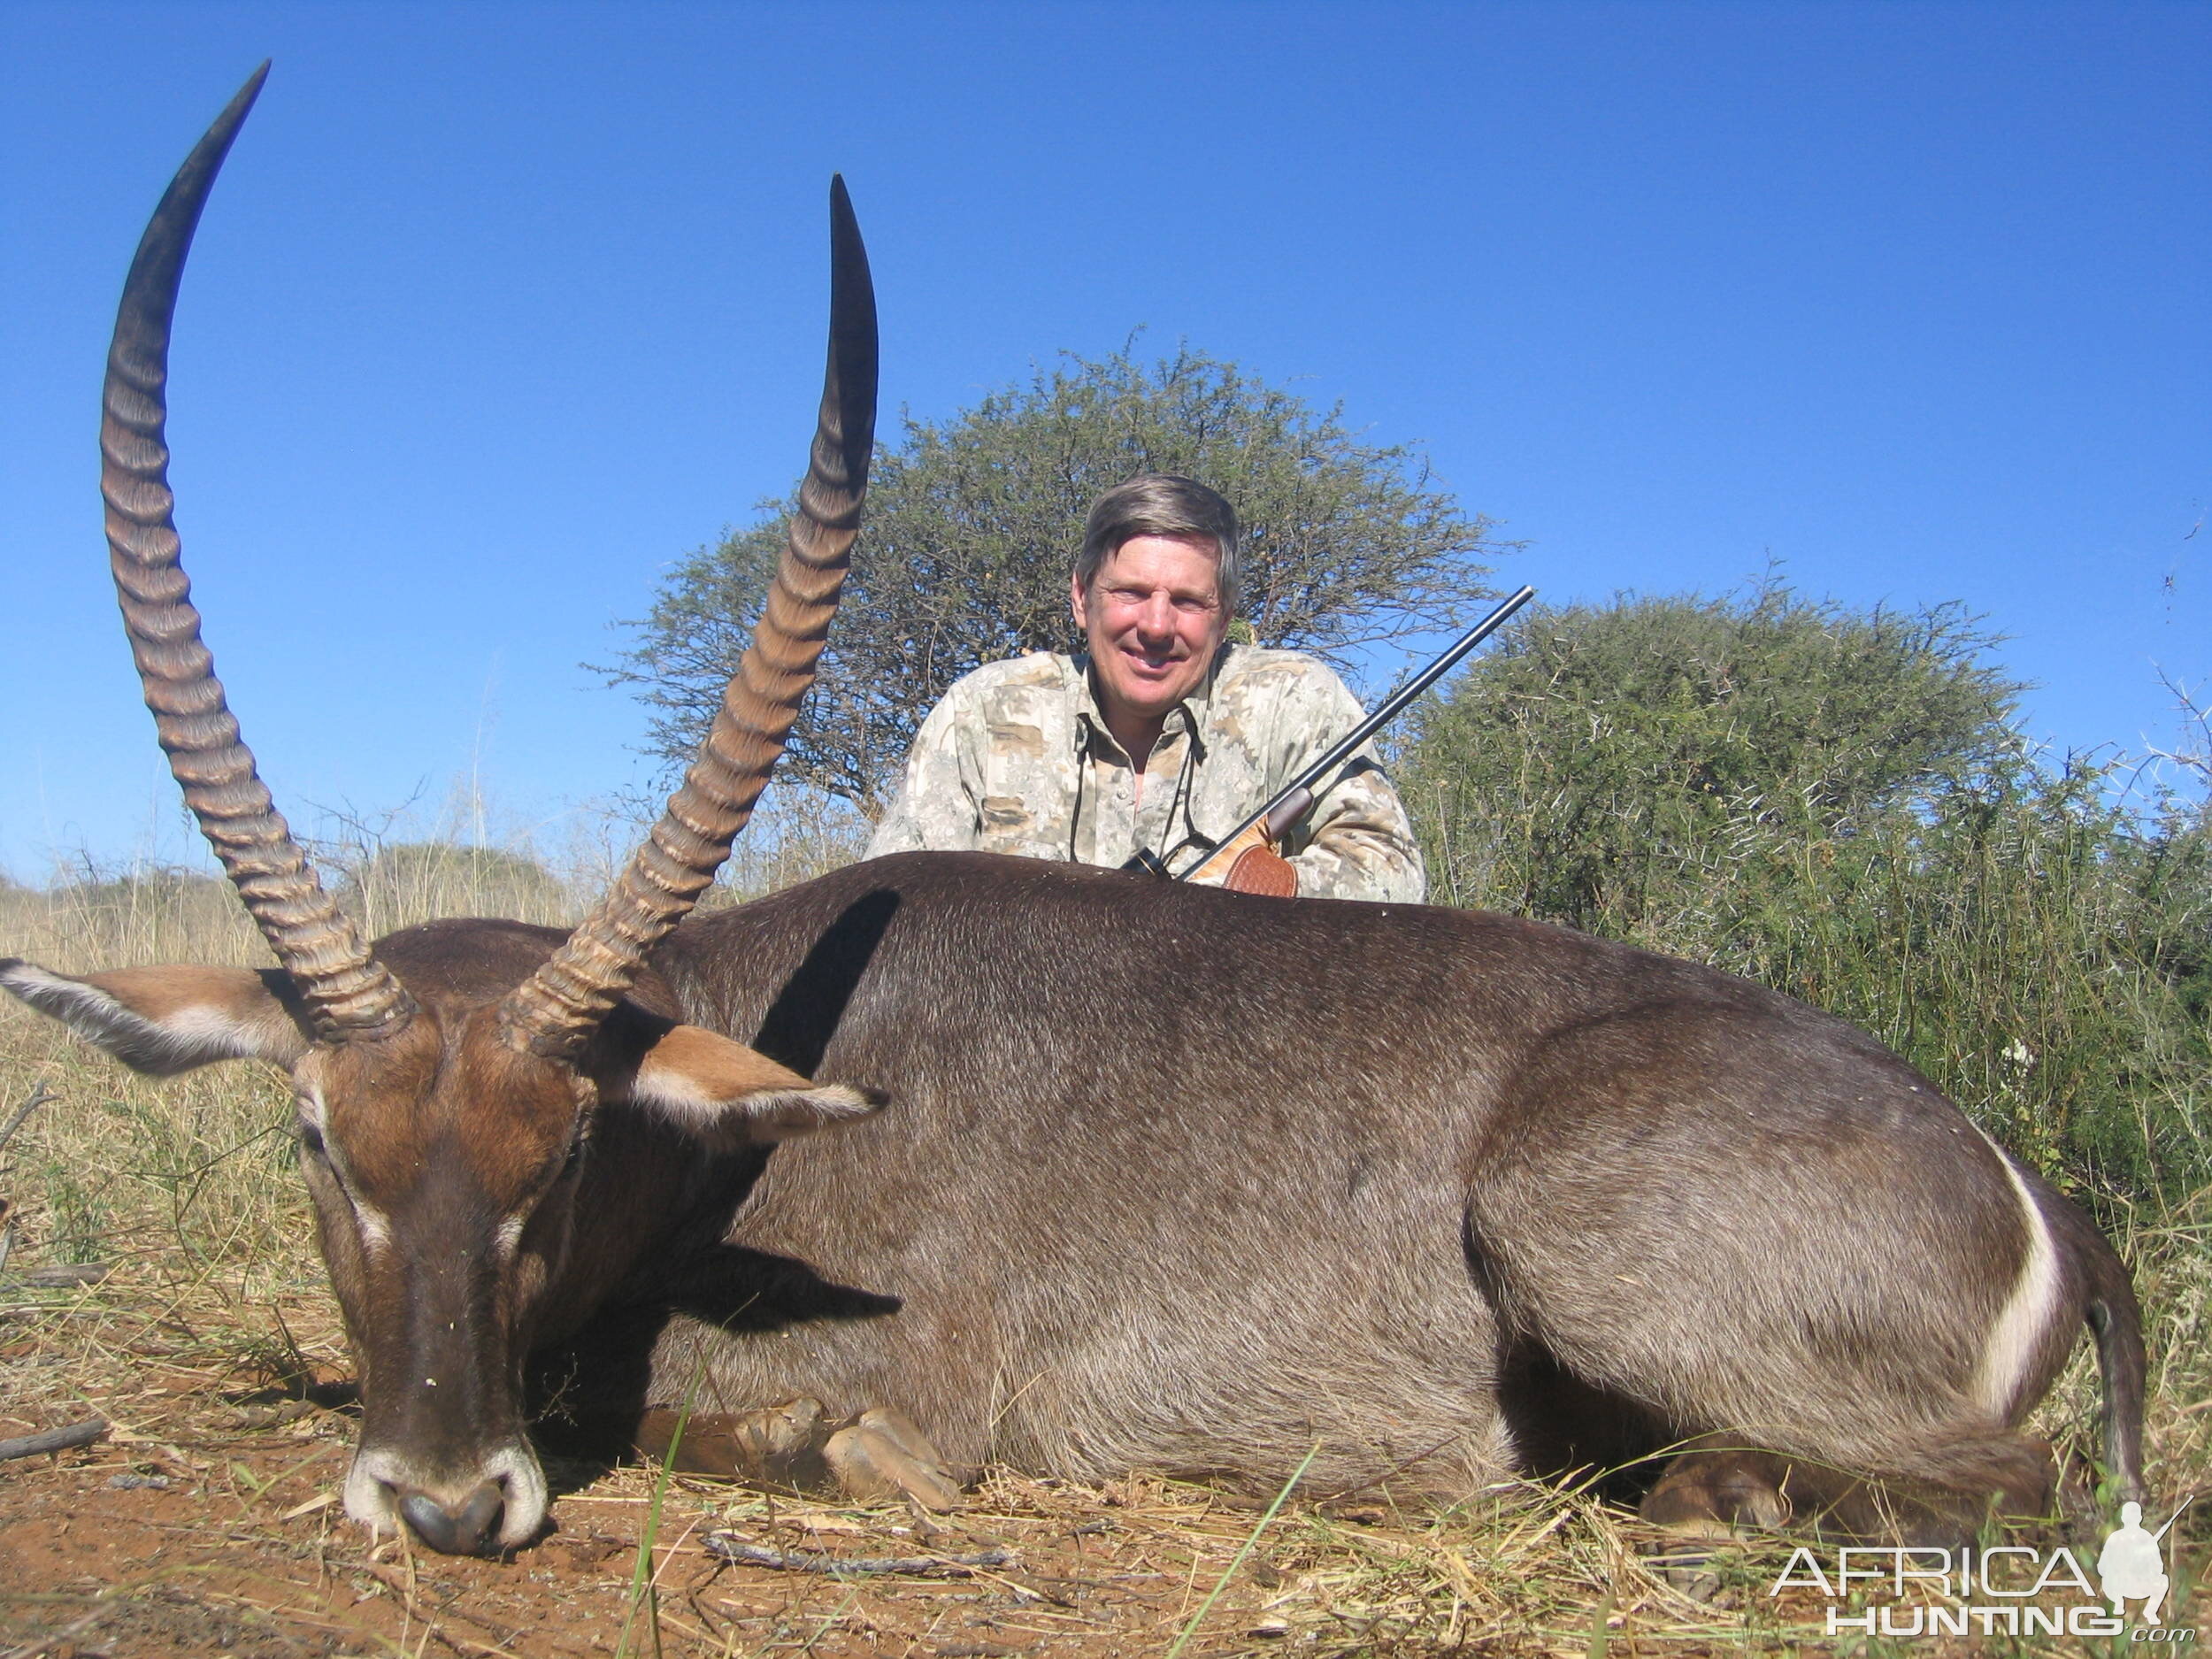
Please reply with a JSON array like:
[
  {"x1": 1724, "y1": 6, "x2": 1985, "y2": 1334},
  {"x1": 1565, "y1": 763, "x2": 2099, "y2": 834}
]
[
  {"x1": 1643, "y1": 1541, "x2": 1729, "y2": 1603},
  {"x1": 824, "y1": 1408, "x2": 962, "y2": 1511},
  {"x1": 1640, "y1": 1444, "x2": 1794, "y2": 1534},
  {"x1": 636, "y1": 1397, "x2": 833, "y2": 1490}
]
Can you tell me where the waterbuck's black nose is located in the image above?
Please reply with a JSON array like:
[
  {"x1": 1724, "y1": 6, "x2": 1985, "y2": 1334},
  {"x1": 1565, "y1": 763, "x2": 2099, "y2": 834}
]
[{"x1": 396, "y1": 1479, "x2": 506, "y2": 1555}]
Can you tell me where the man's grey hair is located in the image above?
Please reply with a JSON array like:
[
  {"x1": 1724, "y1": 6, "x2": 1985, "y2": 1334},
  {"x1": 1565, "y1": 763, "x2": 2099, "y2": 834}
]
[{"x1": 1075, "y1": 475, "x2": 1240, "y2": 615}]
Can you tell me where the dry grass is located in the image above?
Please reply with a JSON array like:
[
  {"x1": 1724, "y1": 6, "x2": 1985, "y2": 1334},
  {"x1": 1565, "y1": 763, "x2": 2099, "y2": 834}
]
[{"x1": 1, "y1": 838, "x2": 2206, "y2": 1655}]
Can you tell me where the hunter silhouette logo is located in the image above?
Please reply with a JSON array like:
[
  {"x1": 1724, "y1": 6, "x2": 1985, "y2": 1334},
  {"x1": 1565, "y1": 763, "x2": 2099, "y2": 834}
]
[{"x1": 2101, "y1": 1498, "x2": 2189, "y2": 1627}]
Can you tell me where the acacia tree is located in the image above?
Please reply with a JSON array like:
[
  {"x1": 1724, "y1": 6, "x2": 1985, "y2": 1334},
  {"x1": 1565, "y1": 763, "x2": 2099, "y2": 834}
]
[{"x1": 608, "y1": 345, "x2": 1502, "y2": 812}]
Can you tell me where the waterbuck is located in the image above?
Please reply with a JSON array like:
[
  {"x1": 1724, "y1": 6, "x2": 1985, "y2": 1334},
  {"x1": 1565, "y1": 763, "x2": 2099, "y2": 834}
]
[{"x1": 4, "y1": 72, "x2": 2146, "y2": 1558}]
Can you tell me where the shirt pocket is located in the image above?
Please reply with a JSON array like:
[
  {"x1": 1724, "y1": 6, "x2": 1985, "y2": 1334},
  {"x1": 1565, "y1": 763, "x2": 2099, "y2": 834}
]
[{"x1": 977, "y1": 687, "x2": 1063, "y2": 856}]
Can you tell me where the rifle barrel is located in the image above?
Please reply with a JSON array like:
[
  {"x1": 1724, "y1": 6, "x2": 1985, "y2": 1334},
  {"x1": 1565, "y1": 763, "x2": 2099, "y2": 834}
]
[{"x1": 1164, "y1": 584, "x2": 1537, "y2": 879}]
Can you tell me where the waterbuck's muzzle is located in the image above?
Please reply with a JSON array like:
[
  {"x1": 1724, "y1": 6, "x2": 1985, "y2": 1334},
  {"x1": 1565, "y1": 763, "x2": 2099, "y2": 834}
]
[
  {"x1": 314, "y1": 1112, "x2": 557, "y2": 1553},
  {"x1": 347, "y1": 1440, "x2": 549, "y2": 1556}
]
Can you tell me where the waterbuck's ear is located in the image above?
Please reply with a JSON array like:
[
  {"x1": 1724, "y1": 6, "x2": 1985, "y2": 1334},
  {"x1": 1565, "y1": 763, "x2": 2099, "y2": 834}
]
[
  {"x1": 0, "y1": 959, "x2": 314, "y2": 1074},
  {"x1": 615, "y1": 1023, "x2": 884, "y2": 1144}
]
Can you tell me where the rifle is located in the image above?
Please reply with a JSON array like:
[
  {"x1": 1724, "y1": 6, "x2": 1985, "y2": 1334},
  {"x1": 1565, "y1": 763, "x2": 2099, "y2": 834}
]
[
  {"x1": 1128, "y1": 584, "x2": 1536, "y2": 885},
  {"x1": 2152, "y1": 1494, "x2": 2193, "y2": 1543}
]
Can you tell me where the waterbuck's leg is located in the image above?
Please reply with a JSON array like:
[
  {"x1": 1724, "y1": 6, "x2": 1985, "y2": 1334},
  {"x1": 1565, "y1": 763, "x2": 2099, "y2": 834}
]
[
  {"x1": 1639, "y1": 1432, "x2": 2056, "y2": 1546},
  {"x1": 634, "y1": 1399, "x2": 961, "y2": 1511},
  {"x1": 1638, "y1": 1439, "x2": 1795, "y2": 1538},
  {"x1": 824, "y1": 1408, "x2": 963, "y2": 1511},
  {"x1": 1466, "y1": 1003, "x2": 2077, "y2": 1542},
  {"x1": 636, "y1": 1397, "x2": 833, "y2": 1490}
]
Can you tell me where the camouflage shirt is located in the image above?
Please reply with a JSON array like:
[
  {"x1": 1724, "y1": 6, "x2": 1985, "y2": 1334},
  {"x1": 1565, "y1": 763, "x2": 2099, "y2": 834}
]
[{"x1": 865, "y1": 645, "x2": 1426, "y2": 902}]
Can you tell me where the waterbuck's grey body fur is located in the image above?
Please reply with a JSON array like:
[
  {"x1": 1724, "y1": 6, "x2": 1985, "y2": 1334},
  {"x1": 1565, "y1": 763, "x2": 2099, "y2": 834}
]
[{"x1": 503, "y1": 850, "x2": 2142, "y2": 1517}]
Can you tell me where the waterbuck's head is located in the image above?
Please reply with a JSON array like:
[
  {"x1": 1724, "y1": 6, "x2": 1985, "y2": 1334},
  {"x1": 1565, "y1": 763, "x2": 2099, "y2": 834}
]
[{"x1": 0, "y1": 66, "x2": 879, "y2": 1555}]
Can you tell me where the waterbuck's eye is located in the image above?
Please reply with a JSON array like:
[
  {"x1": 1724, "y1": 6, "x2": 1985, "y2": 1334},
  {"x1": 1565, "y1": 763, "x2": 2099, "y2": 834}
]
[{"x1": 296, "y1": 1120, "x2": 326, "y2": 1159}]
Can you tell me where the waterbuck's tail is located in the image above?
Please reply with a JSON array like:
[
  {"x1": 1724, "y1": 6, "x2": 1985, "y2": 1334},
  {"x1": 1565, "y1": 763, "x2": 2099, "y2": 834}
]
[
  {"x1": 2047, "y1": 1194, "x2": 2148, "y2": 1502},
  {"x1": 2085, "y1": 1245, "x2": 2148, "y2": 1502}
]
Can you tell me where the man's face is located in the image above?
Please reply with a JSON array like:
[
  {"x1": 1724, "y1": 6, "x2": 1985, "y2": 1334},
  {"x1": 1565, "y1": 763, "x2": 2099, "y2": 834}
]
[{"x1": 1072, "y1": 534, "x2": 1230, "y2": 728}]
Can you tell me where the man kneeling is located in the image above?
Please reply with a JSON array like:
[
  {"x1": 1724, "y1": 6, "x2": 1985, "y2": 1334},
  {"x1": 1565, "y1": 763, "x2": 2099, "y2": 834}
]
[{"x1": 866, "y1": 474, "x2": 1425, "y2": 901}]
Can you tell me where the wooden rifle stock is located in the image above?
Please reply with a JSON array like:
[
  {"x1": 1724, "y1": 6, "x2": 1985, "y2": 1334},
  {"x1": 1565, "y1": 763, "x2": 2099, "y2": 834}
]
[{"x1": 1159, "y1": 586, "x2": 1537, "y2": 887}]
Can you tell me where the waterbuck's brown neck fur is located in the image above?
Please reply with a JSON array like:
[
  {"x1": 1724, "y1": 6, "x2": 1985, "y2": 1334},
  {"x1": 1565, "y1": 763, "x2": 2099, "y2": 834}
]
[{"x1": 1, "y1": 68, "x2": 2147, "y2": 1559}]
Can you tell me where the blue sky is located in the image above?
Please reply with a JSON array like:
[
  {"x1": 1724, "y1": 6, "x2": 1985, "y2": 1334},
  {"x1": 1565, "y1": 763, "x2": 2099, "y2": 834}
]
[{"x1": 3, "y1": 2, "x2": 2205, "y2": 878}]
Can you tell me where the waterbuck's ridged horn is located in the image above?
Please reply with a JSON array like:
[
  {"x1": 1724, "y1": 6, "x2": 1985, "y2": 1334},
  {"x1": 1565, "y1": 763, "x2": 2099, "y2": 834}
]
[
  {"x1": 498, "y1": 177, "x2": 878, "y2": 1059},
  {"x1": 103, "y1": 65, "x2": 415, "y2": 1043}
]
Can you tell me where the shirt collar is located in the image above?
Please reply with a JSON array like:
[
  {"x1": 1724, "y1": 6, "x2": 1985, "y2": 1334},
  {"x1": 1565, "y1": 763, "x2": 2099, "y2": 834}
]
[{"x1": 1068, "y1": 644, "x2": 1233, "y2": 754}]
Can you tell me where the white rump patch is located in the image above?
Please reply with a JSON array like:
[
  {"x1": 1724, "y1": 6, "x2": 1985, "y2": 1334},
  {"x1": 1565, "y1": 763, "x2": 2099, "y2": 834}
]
[{"x1": 1970, "y1": 1140, "x2": 2062, "y2": 1420}]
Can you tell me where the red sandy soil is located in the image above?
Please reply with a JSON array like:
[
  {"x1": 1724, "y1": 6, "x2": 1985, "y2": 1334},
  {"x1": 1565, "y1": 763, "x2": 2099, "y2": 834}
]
[{"x1": 0, "y1": 1349, "x2": 1298, "y2": 1658}]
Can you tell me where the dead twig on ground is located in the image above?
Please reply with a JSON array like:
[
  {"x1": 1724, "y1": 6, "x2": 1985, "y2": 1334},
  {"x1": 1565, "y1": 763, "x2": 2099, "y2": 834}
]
[
  {"x1": 703, "y1": 1535, "x2": 1014, "y2": 1578},
  {"x1": 0, "y1": 1597, "x2": 112, "y2": 1659},
  {"x1": 0, "y1": 1085, "x2": 61, "y2": 1282},
  {"x1": 7, "y1": 1263, "x2": 111, "y2": 1288},
  {"x1": 0, "y1": 1419, "x2": 109, "y2": 1463},
  {"x1": 0, "y1": 1086, "x2": 58, "y2": 1161}
]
